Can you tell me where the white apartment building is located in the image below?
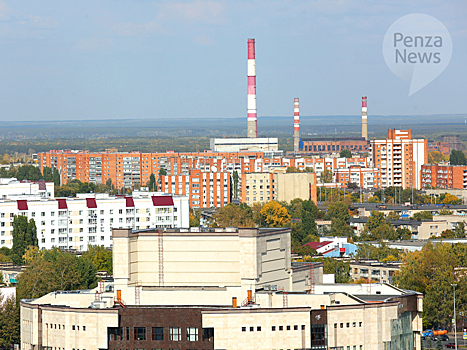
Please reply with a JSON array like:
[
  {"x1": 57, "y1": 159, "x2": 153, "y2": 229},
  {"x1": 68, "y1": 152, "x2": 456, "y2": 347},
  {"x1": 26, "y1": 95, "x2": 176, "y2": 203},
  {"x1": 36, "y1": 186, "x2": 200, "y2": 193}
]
[{"x1": 0, "y1": 192, "x2": 189, "y2": 251}]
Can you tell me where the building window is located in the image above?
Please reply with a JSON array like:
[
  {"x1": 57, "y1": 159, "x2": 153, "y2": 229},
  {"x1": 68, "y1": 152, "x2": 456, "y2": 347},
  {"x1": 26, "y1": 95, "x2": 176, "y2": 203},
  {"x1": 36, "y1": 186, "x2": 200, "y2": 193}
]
[
  {"x1": 272, "y1": 326, "x2": 276, "y2": 331},
  {"x1": 152, "y1": 327, "x2": 164, "y2": 340},
  {"x1": 134, "y1": 327, "x2": 146, "y2": 340},
  {"x1": 186, "y1": 327, "x2": 198, "y2": 341},
  {"x1": 241, "y1": 327, "x2": 246, "y2": 332},
  {"x1": 126, "y1": 327, "x2": 130, "y2": 340},
  {"x1": 249, "y1": 327, "x2": 254, "y2": 332},
  {"x1": 286, "y1": 325, "x2": 291, "y2": 330},
  {"x1": 279, "y1": 326, "x2": 283, "y2": 331},
  {"x1": 294, "y1": 325, "x2": 298, "y2": 330},
  {"x1": 257, "y1": 326, "x2": 261, "y2": 331},
  {"x1": 169, "y1": 327, "x2": 181, "y2": 341}
]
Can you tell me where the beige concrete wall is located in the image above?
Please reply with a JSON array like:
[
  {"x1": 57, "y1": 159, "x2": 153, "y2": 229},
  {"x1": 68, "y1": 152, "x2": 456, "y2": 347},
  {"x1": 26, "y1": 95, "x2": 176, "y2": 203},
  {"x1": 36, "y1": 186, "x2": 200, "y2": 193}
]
[
  {"x1": 327, "y1": 303, "x2": 398, "y2": 349},
  {"x1": 274, "y1": 172, "x2": 316, "y2": 203},
  {"x1": 202, "y1": 309, "x2": 311, "y2": 350},
  {"x1": 21, "y1": 303, "x2": 118, "y2": 350}
]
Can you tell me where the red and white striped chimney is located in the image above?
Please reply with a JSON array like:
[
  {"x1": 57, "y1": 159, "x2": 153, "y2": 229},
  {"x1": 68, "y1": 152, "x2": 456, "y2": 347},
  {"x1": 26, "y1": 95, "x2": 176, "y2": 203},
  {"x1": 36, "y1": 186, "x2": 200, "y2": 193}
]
[
  {"x1": 362, "y1": 96, "x2": 368, "y2": 140},
  {"x1": 247, "y1": 38, "x2": 257, "y2": 138},
  {"x1": 294, "y1": 98, "x2": 300, "y2": 153}
]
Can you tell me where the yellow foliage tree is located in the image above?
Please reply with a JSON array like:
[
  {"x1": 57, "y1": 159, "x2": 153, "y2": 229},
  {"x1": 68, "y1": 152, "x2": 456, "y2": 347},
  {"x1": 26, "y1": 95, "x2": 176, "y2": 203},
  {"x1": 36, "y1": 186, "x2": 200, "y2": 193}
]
[
  {"x1": 260, "y1": 201, "x2": 291, "y2": 227},
  {"x1": 442, "y1": 193, "x2": 461, "y2": 205}
]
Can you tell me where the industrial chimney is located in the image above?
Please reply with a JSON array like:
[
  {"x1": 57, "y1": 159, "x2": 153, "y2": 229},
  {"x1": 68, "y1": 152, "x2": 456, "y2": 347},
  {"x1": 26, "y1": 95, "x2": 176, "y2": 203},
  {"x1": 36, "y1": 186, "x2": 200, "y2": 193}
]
[
  {"x1": 247, "y1": 39, "x2": 257, "y2": 138},
  {"x1": 361, "y1": 96, "x2": 368, "y2": 140},
  {"x1": 293, "y1": 98, "x2": 300, "y2": 154}
]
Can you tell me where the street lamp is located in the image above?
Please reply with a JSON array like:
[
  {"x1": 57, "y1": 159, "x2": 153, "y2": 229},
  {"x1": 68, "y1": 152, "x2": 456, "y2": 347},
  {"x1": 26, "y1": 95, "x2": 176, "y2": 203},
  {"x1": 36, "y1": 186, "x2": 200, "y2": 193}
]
[{"x1": 452, "y1": 283, "x2": 458, "y2": 349}]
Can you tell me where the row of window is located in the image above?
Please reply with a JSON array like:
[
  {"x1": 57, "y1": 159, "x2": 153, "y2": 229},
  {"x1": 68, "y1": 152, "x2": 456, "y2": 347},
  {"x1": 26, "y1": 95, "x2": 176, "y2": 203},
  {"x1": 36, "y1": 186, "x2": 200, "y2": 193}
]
[
  {"x1": 242, "y1": 325, "x2": 305, "y2": 332},
  {"x1": 45, "y1": 323, "x2": 85, "y2": 331},
  {"x1": 109, "y1": 327, "x2": 213, "y2": 342}
]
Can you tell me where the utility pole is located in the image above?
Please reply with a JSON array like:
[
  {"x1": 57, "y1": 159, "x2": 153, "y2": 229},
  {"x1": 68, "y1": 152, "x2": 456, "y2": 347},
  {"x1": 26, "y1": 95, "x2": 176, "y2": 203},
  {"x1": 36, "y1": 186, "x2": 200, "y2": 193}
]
[{"x1": 452, "y1": 283, "x2": 458, "y2": 349}]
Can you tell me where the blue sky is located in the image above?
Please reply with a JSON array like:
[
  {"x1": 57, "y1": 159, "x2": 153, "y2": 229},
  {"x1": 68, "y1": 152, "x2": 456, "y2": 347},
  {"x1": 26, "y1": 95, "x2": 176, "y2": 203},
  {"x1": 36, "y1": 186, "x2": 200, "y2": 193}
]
[{"x1": 0, "y1": 0, "x2": 465, "y2": 121}]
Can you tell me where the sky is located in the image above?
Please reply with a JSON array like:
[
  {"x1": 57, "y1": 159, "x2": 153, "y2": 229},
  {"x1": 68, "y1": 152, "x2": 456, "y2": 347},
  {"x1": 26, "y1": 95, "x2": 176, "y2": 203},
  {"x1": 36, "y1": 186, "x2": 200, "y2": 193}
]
[{"x1": 0, "y1": 0, "x2": 466, "y2": 121}]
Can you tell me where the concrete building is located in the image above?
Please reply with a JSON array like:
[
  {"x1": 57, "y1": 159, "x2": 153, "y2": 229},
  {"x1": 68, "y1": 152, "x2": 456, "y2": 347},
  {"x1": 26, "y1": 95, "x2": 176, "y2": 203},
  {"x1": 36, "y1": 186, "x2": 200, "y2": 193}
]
[
  {"x1": 369, "y1": 129, "x2": 428, "y2": 189},
  {"x1": 335, "y1": 166, "x2": 381, "y2": 189},
  {"x1": 210, "y1": 137, "x2": 280, "y2": 153},
  {"x1": 0, "y1": 178, "x2": 54, "y2": 199},
  {"x1": 298, "y1": 137, "x2": 369, "y2": 155},
  {"x1": 240, "y1": 170, "x2": 317, "y2": 205},
  {"x1": 160, "y1": 169, "x2": 231, "y2": 209},
  {"x1": 0, "y1": 193, "x2": 188, "y2": 251},
  {"x1": 349, "y1": 261, "x2": 402, "y2": 284},
  {"x1": 427, "y1": 140, "x2": 450, "y2": 156},
  {"x1": 421, "y1": 164, "x2": 467, "y2": 189},
  {"x1": 442, "y1": 135, "x2": 462, "y2": 152}
]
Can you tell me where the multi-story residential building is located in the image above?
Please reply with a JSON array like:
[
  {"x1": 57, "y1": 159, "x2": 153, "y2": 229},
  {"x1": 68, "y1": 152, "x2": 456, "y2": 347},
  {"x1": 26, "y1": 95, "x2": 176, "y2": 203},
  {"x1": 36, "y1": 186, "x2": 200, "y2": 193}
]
[
  {"x1": 0, "y1": 193, "x2": 188, "y2": 251},
  {"x1": 421, "y1": 164, "x2": 467, "y2": 189},
  {"x1": 160, "y1": 169, "x2": 231, "y2": 209},
  {"x1": 38, "y1": 150, "x2": 265, "y2": 189},
  {"x1": 370, "y1": 129, "x2": 427, "y2": 189},
  {"x1": 240, "y1": 169, "x2": 317, "y2": 205},
  {"x1": 349, "y1": 261, "x2": 402, "y2": 284},
  {"x1": 334, "y1": 166, "x2": 381, "y2": 189}
]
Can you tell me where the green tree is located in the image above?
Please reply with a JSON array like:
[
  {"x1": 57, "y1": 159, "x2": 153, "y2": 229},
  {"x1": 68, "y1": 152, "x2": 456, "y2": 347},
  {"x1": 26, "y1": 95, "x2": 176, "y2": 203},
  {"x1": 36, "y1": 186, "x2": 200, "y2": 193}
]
[
  {"x1": 339, "y1": 149, "x2": 352, "y2": 158},
  {"x1": 11, "y1": 215, "x2": 38, "y2": 265},
  {"x1": 15, "y1": 164, "x2": 42, "y2": 181},
  {"x1": 321, "y1": 170, "x2": 333, "y2": 183},
  {"x1": 81, "y1": 245, "x2": 113, "y2": 274},
  {"x1": 213, "y1": 203, "x2": 255, "y2": 227},
  {"x1": 454, "y1": 221, "x2": 466, "y2": 238},
  {"x1": 232, "y1": 171, "x2": 239, "y2": 199},
  {"x1": 0, "y1": 293, "x2": 20, "y2": 347},
  {"x1": 293, "y1": 245, "x2": 317, "y2": 257},
  {"x1": 450, "y1": 150, "x2": 467, "y2": 165},
  {"x1": 325, "y1": 201, "x2": 349, "y2": 222},
  {"x1": 301, "y1": 200, "x2": 318, "y2": 237},
  {"x1": 159, "y1": 168, "x2": 167, "y2": 176},
  {"x1": 147, "y1": 173, "x2": 156, "y2": 191},
  {"x1": 411, "y1": 211, "x2": 433, "y2": 221},
  {"x1": 310, "y1": 258, "x2": 351, "y2": 283}
]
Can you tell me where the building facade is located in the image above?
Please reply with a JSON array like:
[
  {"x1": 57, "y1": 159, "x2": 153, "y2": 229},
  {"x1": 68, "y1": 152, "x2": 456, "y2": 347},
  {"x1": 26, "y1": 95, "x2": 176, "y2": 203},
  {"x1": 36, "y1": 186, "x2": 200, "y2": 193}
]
[
  {"x1": 0, "y1": 193, "x2": 188, "y2": 251},
  {"x1": 298, "y1": 137, "x2": 369, "y2": 155},
  {"x1": 421, "y1": 164, "x2": 467, "y2": 189},
  {"x1": 160, "y1": 169, "x2": 231, "y2": 208},
  {"x1": 370, "y1": 129, "x2": 427, "y2": 189},
  {"x1": 334, "y1": 166, "x2": 381, "y2": 189}
]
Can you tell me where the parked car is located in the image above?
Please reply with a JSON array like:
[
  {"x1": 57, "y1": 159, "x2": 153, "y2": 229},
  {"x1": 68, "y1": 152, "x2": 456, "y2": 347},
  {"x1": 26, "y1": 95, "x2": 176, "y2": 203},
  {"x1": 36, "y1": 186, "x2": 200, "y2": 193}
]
[
  {"x1": 445, "y1": 343, "x2": 459, "y2": 348},
  {"x1": 432, "y1": 334, "x2": 449, "y2": 341}
]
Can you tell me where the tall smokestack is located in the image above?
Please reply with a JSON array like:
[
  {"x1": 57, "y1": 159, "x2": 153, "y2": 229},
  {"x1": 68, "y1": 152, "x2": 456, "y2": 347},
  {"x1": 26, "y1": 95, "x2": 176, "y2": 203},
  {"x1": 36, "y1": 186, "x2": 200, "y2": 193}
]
[
  {"x1": 294, "y1": 98, "x2": 300, "y2": 154},
  {"x1": 247, "y1": 38, "x2": 257, "y2": 138},
  {"x1": 362, "y1": 96, "x2": 368, "y2": 140}
]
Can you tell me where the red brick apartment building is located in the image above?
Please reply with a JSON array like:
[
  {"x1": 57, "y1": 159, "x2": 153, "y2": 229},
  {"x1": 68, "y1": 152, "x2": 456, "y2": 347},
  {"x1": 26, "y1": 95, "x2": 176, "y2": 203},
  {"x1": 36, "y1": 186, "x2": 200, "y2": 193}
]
[{"x1": 421, "y1": 164, "x2": 467, "y2": 189}]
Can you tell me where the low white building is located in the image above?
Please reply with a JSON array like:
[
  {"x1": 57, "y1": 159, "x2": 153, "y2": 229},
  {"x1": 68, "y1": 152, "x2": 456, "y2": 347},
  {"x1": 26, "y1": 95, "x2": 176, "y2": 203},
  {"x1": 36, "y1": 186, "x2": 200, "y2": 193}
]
[
  {"x1": 0, "y1": 192, "x2": 189, "y2": 251},
  {"x1": 0, "y1": 178, "x2": 54, "y2": 200}
]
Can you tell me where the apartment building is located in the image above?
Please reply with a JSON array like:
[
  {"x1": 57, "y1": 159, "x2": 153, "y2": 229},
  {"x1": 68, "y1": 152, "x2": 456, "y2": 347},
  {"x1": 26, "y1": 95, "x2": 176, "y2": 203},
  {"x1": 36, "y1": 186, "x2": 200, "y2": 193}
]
[
  {"x1": 160, "y1": 169, "x2": 231, "y2": 208},
  {"x1": 370, "y1": 129, "x2": 427, "y2": 189},
  {"x1": 240, "y1": 170, "x2": 317, "y2": 205},
  {"x1": 0, "y1": 193, "x2": 188, "y2": 251},
  {"x1": 38, "y1": 150, "x2": 264, "y2": 189},
  {"x1": 421, "y1": 164, "x2": 467, "y2": 189},
  {"x1": 349, "y1": 261, "x2": 402, "y2": 284},
  {"x1": 335, "y1": 166, "x2": 381, "y2": 189}
]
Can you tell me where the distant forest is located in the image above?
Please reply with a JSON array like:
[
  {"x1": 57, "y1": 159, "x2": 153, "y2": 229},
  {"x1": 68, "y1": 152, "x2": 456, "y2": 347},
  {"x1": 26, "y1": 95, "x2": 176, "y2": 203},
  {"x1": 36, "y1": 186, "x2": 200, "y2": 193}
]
[{"x1": 0, "y1": 114, "x2": 466, "y2": 154}]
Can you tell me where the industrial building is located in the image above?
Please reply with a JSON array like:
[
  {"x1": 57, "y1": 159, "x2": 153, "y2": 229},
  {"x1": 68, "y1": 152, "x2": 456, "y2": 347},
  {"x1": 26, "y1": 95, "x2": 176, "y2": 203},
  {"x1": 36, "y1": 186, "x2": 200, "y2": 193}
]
[{"x1": 21, "y1": 226, "x2": 423, "y2": 350}]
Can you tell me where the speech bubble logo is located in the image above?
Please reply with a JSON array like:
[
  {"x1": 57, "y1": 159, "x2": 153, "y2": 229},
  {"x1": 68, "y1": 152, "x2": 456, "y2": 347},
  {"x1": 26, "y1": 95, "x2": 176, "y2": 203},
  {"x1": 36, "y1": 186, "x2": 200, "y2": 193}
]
[{"x1": 383, "y1": 14, "x2": 452, "y2": 96}]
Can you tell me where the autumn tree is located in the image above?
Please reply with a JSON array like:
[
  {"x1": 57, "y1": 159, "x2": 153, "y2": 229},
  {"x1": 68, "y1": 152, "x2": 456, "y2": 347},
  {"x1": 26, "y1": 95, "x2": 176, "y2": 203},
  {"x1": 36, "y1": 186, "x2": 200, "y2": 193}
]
[
  {"x1": 411, "y1": 211, "x2": 433, "y2": 221},
  {"x1": 260, "y1": 201, "x2": 291, "y2": 227},
  {"x1": 212, "y1": 203, "x2": 255, "y2": 227},
  {"x1": 81, "y1": 245, "x2": 113, "y2": 274},
  {"x1": 427, "y1": 151, "x2": 446, "y2": 164}
]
